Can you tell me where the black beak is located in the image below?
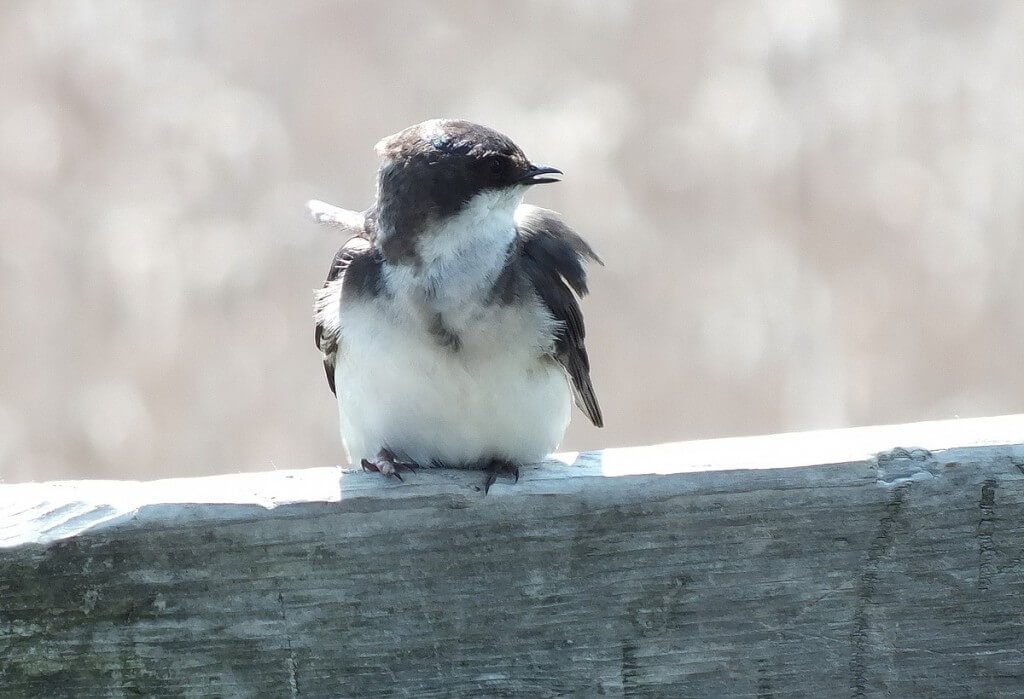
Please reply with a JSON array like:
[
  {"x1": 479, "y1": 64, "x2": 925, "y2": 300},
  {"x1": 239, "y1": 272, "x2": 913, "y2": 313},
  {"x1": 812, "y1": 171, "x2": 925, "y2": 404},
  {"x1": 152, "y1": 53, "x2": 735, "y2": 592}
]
[{"x1": 518, "y1": 163, "x2": 562, "y2": 185}]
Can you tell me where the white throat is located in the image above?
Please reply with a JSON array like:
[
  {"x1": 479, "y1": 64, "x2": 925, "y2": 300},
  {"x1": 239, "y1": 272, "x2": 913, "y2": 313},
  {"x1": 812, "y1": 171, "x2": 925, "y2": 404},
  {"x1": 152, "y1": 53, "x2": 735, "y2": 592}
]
[{"x1": 384, "y1": 187, "x2": 524, "y2": 305}]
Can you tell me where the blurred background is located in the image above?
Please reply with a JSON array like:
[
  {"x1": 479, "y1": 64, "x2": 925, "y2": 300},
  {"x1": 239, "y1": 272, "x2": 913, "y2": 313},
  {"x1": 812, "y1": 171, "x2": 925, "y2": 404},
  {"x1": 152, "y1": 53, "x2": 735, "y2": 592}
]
[{"x1": 2, "y1": 1, "x2": 1022, "y2": 483}]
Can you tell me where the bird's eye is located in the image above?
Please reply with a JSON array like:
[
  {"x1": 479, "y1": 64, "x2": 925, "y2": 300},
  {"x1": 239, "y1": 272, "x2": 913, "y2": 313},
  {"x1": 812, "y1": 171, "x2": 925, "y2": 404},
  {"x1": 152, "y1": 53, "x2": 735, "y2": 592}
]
[{"x1": 488, "y1": 156, "x2": 507, "y2": 176}]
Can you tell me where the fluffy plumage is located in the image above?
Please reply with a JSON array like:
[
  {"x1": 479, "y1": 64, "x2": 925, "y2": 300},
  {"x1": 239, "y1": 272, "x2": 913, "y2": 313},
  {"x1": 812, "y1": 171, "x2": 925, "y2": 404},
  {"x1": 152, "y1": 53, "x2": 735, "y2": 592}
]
[{"x1": 312, "y1": 119, "x2": 602, "y2": 472}]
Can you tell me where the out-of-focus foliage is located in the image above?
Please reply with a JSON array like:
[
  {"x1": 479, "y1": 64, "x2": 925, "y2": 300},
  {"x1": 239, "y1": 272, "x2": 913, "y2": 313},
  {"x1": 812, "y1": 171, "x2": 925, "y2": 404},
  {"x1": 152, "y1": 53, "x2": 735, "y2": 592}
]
[{"x1": 2, "y1": 1, "x2": 1022, "y2": 482}]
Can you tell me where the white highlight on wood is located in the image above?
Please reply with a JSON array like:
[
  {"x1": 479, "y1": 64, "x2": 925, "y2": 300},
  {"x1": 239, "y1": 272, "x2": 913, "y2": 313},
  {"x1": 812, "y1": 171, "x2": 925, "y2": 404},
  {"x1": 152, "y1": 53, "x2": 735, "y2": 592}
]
[
  {"x1": 596, "y1": 413, "x2": 1024, "y2": 476},
  {"x1": 3, "y1": 414, "x2": 1023, "y2": 548}
]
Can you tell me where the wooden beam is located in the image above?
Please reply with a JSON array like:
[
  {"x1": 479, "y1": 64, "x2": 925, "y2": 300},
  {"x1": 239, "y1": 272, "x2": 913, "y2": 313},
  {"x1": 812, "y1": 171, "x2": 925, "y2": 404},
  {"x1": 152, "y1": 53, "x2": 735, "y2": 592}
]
[{"x1": 2, "y1": 415, "x2": 1023, "y2": 696}]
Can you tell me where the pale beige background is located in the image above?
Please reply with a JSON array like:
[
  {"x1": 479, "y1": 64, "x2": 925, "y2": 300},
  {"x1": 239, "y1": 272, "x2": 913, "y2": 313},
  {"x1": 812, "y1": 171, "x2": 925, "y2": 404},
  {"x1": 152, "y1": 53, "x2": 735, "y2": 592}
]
[{"x1": 2, "y1": 1, "x2": 1022, "y2": 483}]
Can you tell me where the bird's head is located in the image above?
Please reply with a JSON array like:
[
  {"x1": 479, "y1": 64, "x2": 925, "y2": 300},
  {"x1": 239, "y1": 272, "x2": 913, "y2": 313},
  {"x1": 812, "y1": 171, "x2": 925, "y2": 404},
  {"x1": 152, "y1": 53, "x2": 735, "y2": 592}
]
[{"x1": 371, "y1": 119, "x2": 560, "y2": 263}]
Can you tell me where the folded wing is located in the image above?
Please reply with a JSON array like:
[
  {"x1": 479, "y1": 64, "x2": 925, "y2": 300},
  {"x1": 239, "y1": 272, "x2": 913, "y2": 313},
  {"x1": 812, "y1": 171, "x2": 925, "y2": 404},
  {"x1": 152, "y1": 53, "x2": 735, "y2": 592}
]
[
  {"x1": 310, "y1": 199, "x2": 376, "y2": 396},
  {"x1": 515, "y1": 205, "x2": 604, "y2": 427}
]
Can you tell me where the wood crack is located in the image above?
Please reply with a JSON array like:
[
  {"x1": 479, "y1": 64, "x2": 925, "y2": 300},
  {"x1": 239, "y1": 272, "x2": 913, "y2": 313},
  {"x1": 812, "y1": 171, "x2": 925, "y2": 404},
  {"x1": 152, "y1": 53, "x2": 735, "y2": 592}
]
[{"x1": 277, "y1": 591, "x2": 300, "y2": 697}]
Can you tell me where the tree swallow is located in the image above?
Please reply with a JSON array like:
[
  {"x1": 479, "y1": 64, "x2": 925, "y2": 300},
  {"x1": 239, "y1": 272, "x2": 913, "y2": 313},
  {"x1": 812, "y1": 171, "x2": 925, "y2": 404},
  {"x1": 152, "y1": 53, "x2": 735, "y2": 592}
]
[{"x1": 311, "y1": 119, "x2": 602, "y2": 491}]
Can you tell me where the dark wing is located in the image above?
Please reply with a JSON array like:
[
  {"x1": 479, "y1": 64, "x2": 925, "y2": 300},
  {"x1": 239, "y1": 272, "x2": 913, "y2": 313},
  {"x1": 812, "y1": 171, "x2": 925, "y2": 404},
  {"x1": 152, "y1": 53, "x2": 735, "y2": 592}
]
[
  {"x1": 314, "y1": 235, "x2": 374, "y2": 395},
  {"x1": 515, "y1": 205, "x2": 604, "y2": 427}
]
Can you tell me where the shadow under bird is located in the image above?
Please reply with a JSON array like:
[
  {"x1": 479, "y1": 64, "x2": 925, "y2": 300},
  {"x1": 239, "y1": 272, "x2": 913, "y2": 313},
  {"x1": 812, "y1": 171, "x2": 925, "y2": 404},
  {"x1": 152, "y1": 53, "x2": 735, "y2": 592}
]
[{"x1": 310, "y1": 119, "x2": 603, "y2": 491}]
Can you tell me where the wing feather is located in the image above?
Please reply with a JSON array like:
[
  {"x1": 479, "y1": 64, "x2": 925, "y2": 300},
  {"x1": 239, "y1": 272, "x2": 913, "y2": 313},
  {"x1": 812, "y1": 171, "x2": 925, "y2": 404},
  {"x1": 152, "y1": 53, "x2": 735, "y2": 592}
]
[
  {"x1": 515, "y1": 205, "x2": 604, "y2": 427},
  {"x1": 314, "y1": 235, "x2": 374, "y2": 395}
]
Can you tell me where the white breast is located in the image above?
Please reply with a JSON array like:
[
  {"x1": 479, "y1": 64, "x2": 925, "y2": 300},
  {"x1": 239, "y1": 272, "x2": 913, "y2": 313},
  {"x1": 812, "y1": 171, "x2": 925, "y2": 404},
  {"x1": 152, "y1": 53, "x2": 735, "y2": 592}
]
[
  {"x1": 335, "y1": 300, "x2": 571, "y2": 467},
  {"x1": 333, "y1": 189, "x2": 572, "y2": 467}
]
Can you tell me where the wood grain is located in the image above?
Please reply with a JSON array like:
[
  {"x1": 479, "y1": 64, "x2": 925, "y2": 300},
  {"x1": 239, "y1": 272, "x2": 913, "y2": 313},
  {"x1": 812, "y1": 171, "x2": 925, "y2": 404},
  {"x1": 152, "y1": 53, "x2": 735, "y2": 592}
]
[{"x1": 2, "y1": 415, "x2": 1024, "y2": 697}]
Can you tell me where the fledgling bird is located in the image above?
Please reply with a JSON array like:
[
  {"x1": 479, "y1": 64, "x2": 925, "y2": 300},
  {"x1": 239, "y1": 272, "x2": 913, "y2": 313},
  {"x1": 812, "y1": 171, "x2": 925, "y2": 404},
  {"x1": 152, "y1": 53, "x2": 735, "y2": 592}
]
[{"x1": 311, "y1": 119, "x2": 602, "y2": 491}]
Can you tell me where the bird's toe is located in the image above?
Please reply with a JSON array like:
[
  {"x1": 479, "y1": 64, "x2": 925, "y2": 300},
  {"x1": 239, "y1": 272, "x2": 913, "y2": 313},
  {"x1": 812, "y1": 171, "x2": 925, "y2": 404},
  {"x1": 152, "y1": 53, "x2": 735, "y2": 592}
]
[{"x1": 483, "y1": 460, "x2": 520, "y2": 493}]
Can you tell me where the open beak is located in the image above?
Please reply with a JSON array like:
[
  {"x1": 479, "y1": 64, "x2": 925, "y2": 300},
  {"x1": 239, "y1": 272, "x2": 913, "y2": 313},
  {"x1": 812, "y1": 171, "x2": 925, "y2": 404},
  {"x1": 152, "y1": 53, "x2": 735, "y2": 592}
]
[{"x1": 518, "y1": 163, "x2": 563, "y2": 185}]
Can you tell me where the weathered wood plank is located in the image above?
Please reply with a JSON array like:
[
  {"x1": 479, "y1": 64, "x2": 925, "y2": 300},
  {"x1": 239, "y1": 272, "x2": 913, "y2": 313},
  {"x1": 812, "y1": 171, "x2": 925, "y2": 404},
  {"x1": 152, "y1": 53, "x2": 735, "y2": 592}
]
[{"x1": 2, "y1": 415, "x2": 1024, "y2": 696}]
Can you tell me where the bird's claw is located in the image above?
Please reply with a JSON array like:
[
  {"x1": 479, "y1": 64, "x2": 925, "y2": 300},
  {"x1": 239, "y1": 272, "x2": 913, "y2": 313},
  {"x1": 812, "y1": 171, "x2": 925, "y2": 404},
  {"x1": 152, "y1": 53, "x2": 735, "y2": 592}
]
[
  {"x1": 483, "y1": 460, "x2": 520, "y2": 494},
  {"x1": 361, "y1": 449, "x2": 416, "y2": 481}
]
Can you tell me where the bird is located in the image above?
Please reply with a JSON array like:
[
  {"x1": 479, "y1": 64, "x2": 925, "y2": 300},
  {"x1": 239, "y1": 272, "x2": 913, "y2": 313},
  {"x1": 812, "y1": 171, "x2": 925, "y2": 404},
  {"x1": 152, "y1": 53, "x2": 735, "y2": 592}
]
[{"x1": 311, "y1": 119, "x2": 603, "y2": 491}]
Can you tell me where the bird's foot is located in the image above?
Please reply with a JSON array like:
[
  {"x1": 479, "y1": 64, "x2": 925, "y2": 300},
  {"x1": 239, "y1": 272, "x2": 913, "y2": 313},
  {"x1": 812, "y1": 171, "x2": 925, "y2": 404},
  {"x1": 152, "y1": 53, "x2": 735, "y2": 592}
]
[
  {"x1": 361, "y1": 448, "x2": 416, "y2": 481},
  {"x1": 483, "y1": 460, "x2": 520, "y2": 494}
]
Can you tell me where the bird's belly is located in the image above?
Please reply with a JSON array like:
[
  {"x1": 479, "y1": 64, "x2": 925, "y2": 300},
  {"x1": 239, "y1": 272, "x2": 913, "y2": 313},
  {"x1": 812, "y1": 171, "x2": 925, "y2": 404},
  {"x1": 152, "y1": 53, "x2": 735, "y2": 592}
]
[{"x1": 334, "y1": 309, "x2": 571, "y2": 467}]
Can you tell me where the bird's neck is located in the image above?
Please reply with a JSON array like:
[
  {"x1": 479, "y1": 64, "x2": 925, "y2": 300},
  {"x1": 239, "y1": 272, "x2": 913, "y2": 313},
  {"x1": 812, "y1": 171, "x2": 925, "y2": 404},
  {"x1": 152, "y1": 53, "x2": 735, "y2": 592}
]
[{"x1": 381, "y1": 190, "x2": 521, "y2": 306}]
